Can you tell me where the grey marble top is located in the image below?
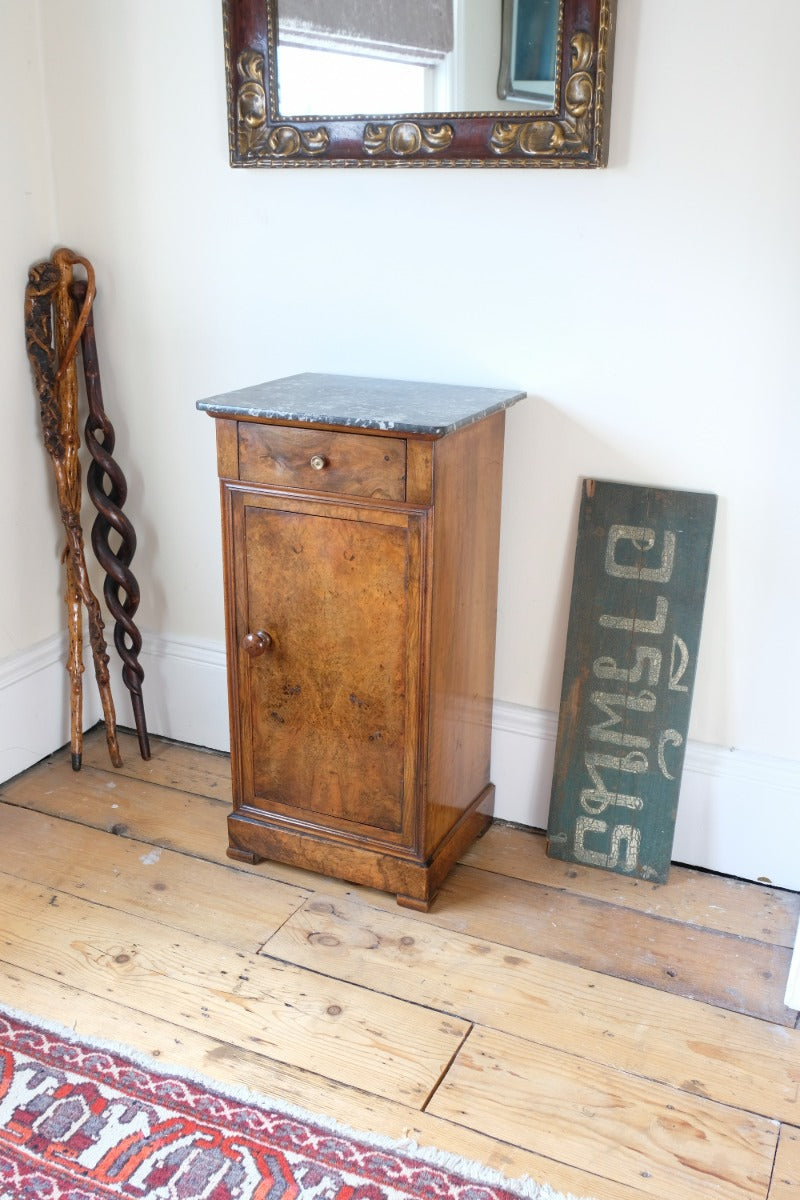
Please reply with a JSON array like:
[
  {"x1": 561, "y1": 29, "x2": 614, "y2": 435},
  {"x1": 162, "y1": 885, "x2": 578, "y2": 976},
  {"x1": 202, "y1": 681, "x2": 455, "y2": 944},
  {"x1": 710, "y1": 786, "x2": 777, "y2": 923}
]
[{"x1": 196, "y1": 373, "x2": 525, "y2": 436}]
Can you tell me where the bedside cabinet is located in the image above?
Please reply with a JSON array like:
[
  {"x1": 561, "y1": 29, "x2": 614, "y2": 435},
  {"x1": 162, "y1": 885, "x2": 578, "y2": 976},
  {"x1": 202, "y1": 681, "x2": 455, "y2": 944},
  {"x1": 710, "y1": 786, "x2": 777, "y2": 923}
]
[{"x1": 198, "y1": 374, "x2": 523, "y2": 910}]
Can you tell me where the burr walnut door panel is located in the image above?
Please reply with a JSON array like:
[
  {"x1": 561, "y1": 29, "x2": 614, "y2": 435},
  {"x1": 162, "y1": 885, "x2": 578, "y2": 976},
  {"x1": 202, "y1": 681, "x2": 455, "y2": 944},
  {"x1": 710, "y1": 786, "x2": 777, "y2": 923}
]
[{"x1": 227, "y1": 489, "x2": 425, "y2": 851}]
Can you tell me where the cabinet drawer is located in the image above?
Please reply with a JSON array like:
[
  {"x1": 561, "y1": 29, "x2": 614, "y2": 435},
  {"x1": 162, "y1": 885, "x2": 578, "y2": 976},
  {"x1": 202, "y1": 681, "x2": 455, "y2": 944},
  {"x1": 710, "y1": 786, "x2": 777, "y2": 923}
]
[{"x1": 238, "y1": 423, "x2": 406, "y2": 500}]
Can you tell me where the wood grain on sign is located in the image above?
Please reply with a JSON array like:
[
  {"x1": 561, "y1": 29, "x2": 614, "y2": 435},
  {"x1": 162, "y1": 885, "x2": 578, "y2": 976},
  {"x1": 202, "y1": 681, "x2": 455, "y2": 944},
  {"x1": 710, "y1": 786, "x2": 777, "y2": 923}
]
[{"x1": 547, "y1": 480, "x2": 717, "y2": 883}]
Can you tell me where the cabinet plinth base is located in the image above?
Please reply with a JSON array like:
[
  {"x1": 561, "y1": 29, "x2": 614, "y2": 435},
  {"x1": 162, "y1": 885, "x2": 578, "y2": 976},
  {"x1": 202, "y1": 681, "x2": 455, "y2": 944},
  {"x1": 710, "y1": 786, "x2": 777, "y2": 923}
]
[
  {"x1": 226, "y1": 845, "x2": 266, "y2": 865},
  {"x1": 226, "y1": 784, "x2": 495, "y2": 909},
  {"x1": 396, "y1": 893, "x2": 435, "y2": 913}
]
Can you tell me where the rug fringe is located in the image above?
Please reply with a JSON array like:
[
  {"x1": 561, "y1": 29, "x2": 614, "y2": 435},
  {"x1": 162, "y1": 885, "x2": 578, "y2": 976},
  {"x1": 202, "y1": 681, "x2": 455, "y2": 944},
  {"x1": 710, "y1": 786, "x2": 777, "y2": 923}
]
[{"x1": 0, "y1": 1002, "x2": 597, "y2": 1200}]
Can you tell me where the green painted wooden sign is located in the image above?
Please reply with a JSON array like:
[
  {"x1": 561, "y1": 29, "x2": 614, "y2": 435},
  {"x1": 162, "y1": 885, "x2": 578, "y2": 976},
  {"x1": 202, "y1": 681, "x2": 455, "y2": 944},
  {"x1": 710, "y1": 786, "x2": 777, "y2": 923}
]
[{"x1": 547, "y1": 479, "x2": 717, "y2": 882}]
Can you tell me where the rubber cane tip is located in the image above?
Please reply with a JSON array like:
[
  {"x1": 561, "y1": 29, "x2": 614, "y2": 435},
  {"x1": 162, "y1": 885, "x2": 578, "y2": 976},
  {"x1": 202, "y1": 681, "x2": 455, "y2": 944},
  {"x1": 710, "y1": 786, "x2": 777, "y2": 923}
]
[{"x1": 71, "y1": 753, "x2": 82, "y2": 772}]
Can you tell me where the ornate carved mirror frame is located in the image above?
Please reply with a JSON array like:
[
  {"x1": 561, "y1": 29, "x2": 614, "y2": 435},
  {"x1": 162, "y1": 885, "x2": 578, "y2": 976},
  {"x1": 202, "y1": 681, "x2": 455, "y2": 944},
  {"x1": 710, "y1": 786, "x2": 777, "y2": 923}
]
[{"x1": 223, "y1": 0, "x2": 617, "y2": 168}]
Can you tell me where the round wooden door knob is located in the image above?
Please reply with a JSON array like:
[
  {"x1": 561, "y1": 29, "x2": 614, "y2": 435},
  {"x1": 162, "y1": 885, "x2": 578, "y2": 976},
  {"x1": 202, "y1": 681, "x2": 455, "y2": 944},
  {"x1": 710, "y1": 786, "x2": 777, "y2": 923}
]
[{"x1": 240, "y1": 630, "x2": 273, "y2": 657}]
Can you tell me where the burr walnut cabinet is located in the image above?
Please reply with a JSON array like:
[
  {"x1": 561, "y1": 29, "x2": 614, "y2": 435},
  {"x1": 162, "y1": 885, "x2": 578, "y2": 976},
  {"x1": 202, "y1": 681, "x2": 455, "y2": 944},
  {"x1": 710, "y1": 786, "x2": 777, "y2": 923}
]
[{"x1": 198, "y1": 374, "x2": 523, "y2": 909}]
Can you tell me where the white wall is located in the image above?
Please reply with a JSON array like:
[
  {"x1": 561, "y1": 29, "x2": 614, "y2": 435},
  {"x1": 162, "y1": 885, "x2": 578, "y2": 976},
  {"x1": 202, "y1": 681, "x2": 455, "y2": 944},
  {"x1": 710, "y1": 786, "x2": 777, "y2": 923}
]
[
  {"x1": 0, "y1": 1, "x2": 85, "y2": 774},
  {"x1": 1, "y1": 1, "x2": 60, "y2": 653},
  {"x1": 3, "y1": 1, "x2": 799, "y2": 886}
]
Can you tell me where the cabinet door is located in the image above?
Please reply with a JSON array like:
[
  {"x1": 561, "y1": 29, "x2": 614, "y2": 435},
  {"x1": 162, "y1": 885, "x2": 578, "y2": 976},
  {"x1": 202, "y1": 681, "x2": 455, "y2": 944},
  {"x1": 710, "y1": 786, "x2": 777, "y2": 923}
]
[{"x1": 225, "y1": 489, "x2": 426, "y2": 850}]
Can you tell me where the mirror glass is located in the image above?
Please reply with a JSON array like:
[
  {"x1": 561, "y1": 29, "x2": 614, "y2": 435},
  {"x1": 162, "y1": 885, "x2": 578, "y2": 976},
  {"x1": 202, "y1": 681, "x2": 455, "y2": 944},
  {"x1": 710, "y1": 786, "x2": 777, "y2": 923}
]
[{"x1": 276, "y1": 0, "x2": 559, "y2": 117}]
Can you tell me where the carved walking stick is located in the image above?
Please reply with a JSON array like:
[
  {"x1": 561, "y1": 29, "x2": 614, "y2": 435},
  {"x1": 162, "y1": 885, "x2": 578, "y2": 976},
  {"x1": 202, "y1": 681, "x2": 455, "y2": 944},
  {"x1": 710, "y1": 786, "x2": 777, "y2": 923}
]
[
  {"x1": 70, "y1": 279, "x2": 150, "y2": 760},
  {"x1": 24, "y1": 252, "x2": 122, "y2": 770}
]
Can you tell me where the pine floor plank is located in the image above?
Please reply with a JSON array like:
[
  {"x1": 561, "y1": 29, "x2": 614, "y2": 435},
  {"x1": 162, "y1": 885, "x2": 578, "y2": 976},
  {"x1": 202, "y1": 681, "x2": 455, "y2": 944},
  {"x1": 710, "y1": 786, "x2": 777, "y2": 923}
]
[
  {"x1": 0, "y1": 758, "x2": 313, "y2": 890},
  {"x1": 0, "y1": 961, "x2": 653, "y2": 1200},
  {"x1": 428, "y1": 1025, "x2": 778, "y2": 1200},
  {"x1": 3, "y1": 733, "x2": 798, "y2": 1200},
  {"x1": 82, "y1": 729, "x2": 799, "y2": 954},
  {"x1": 0, "y1": 871, "x2": 467, "y2": 1105},
  {"x1": 82, "y1": 728, "x2": 233, "y2": 804},
  {"x1": 4, "y1": 746, "x2": 795, "y2": 1026},
  {"x1": 263, "y1": 892, "x2": 800, "y2": 1124},
  {"x1": 0, "y1": 803, "x2": 310, "y2": 952},
  {"x1": 462, "y1": 824, "x2": 800, "y2": 946},
  {"x1": 415, "y1": 867, "x2": 796, "y2": 1025},
  {"x1": 769, "y1": 1127, "x2": 800, "y2": 1200}
]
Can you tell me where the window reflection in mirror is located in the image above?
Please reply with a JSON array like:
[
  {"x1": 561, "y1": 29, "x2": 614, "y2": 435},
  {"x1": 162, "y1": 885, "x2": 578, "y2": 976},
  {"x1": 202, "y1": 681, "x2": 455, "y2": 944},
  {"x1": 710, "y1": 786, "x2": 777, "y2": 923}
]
[
  {"x1": 498, "y1": 0, "x2": 559, "y2": 106},
  {"x1": 275, "y1": 0, "x2": 560, "y2": 118},
  {"x1": 277, "y1": 47, "x2": 440, "y2": 117}
]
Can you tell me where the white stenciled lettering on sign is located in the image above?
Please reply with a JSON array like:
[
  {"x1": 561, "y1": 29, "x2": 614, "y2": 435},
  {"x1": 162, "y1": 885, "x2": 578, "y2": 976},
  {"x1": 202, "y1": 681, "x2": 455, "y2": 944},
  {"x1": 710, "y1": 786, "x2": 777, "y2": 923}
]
[
  {"x1": 669, "y1": 634, "x2": 690, "y2": 691},
  {"x1": 608, "y1": 824, "x2": 641, "y2": 870},
  {"x1": 657, "y1": 729, "x2": 684, "y2": 780},
  {"x1": 605, "y1": 525, "x2": 677, "y2": 583},
  {"x1": 574, "y1": 815, "x2": 641, "y2": 871},
  {"x1": 589, "y1": 688, "x2": 656, "y2": 748},
  {"x1": 574, "y1": 816, "x2": 608, "y2": 866},
  {"x1": 593, "y1": 645, "x2": 662, "y2": 686},
  {"x1": 589, "y1": 749, "x2": 649, "y2": 774},
  {"x1": 600, "y1": 595, "x2": 669, "y2": 635},
  {"x1": 580, "y1": 752, "x2": 646, "y2": 816}
]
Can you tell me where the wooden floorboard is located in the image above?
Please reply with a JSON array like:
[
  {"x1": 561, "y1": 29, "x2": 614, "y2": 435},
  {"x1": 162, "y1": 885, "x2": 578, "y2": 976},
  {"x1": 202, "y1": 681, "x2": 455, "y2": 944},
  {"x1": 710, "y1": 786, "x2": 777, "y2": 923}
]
[
  {"x1": 352, "y1": 864, "x2": 796, "y2": 1025},
  {"x1": 0, "y1": 869, "x2": 467, "y2": 1105},
  {"x1": 3, "y1": 744, "x2": 794, "y2": 1027},
  {"x1": 770, "y1": 1127, "x2": 800, "y2": 1200},
  {"x1": 81, "y1": 728, "x2": 234, "y2": 803},
  {"x1": 1, "y1": 727, "x2": 797, "y2": 1200},
  {"x1": 262, "y1": 892, "x2": 800, "y2": 1124},
  {"x1": 462, "y1": 822, "x2": 800, "y2": 946},
  {"x1": 428, "y1": 1025, "x2": 777, "y2": 1200},
  {"x1": 0, "y1": 803, "x2": 310, "y2": 951},
  {"x1": 0, "y1": 960, "x2": 649, "y2": 1200}
]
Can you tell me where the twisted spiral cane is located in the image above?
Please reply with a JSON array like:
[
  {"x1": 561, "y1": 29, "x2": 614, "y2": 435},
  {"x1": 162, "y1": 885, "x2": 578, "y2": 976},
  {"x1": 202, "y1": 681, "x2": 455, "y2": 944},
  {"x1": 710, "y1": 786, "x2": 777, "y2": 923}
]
[{"x1": 70, "y1": 280, "x2": 150, "y2": 760}]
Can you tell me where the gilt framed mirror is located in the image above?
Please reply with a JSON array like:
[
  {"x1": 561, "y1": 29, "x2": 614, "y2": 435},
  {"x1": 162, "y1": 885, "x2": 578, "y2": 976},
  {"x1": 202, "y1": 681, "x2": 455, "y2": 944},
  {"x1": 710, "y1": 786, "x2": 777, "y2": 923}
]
[{"x1": 223, "y1": 0, "x2": 617, "y2": 167}]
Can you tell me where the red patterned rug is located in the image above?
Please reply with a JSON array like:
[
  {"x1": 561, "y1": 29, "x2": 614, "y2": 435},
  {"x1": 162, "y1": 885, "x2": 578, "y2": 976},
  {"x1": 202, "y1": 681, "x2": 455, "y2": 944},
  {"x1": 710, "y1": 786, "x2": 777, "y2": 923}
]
[{"x1": 0, "y1": 1005, "x2": 590, "y2": 1200}]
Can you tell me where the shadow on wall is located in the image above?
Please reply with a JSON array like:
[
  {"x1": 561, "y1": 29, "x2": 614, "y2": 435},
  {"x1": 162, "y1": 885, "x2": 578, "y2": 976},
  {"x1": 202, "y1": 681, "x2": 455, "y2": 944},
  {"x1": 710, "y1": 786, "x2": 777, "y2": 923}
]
[{"x1": 494, "y1": 394, "x2": 730, "y2": 833}]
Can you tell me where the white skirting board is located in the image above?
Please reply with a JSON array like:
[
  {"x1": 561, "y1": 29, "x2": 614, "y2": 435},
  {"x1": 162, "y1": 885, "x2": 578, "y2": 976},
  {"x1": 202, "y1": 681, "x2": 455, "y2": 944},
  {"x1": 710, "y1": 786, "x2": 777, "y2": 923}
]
[
  {"x1": 490, "y1": 701, "x2": 800, "y2": 893},
  {"x1": 0, "y1": 630, "x2": 228, "y2": 785},
  {"x1": 2, "y1": 631, "x2": 799, "y2": 895},
  {"x1": 0, "y1": 631, "x2": 103, "y2": 785}
]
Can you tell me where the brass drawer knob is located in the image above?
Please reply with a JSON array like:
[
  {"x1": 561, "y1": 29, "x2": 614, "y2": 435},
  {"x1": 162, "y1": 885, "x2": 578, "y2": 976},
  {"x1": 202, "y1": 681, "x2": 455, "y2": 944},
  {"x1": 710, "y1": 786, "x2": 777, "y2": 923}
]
[
  {"x1": 240, "y1": 630, "x2": 273, "y2": 658},
  {"x1": 309, "y1": 454, "x2": 327, "y2": 471}
]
